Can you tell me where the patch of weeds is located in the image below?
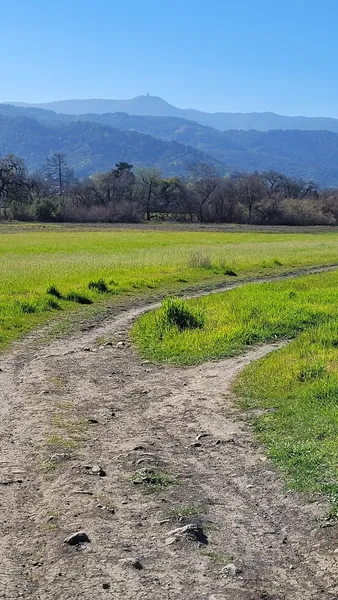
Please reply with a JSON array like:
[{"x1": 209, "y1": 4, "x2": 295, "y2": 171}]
[
  {"x1": 47, "y1": 285, "x2": 63, "y2": 299},
  {"x1": 189, "y1": 252, "x2": 213, "y2": 270},
  {"x1": 131, "y1": 468, "x2": 176, "y2": 493},
  {"x1": 55, "y1": 400, "x2": 73, "y2": 410},
  {"x1": 177, "y1": 277, "x2": 188, "y2": 283},
  {"x1": 273, "y1": 259, "x2": 283, "y2": 266},
  {"x1": 201, "y1": 550, "x2": 233, "y2": 564},
  {"x1": 52, "y1": 416, "x2": 87, "y2": 434},
  {"x1": 18, "y1": 301, "x2": 37, "y2": 314},
  {"x1": 88, "y1": 278, "x2": 109, "y2": 293},
  {"x1": 224, "y1": 269, "x2": 237, "y2": 277},
  {"x1": 40, "y1": 522, "x2": 58, "y2": 532},
  {"x1": 65, "y1": 291, "x2": 93, "y2": 305},
  {"x1": 170, "y1": 504, "x2": 200, "y2": 519},
  {"x1": 49, "y1": 376, "x2": 66, "y2": 387},
  {"x1": 160, "y1": 297, "x2": 205, "y2": 331},
  {"x1": 45, "y1": 434, "x2": 81, "y2": 450}
]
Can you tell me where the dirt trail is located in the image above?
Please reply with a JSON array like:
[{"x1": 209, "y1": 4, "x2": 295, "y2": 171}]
[{"x1": 0, "y1": 267, "x2": 338, "y2": 600}]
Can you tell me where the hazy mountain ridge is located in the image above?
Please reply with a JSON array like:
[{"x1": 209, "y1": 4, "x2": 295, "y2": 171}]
[
  {"x1": 3, "y1": 102, "x2": 338, "y2": 184},
  {"x1": 0, "y1": 112, "x2": 222, "y2": 177},
  {"x1": 10, "y1": 95, "x2": 338, "y2": 133}
]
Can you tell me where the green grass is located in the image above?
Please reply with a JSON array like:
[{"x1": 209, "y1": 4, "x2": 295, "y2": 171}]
[
  {"x1": 236, "y1": 323, "x2": 338, "y2": 518},
  {"x1": 132, "y1": 270, "x2": 338, "y2": 364},
  {"x1": 2, "y1": 223, "x2": 338, "y2": 350},
  {"x1": 134, "y1": 269, "x2": 338, "y2": 515},
  {"x1": 169, "y1": 504, "x2": 201, "y2": 518},
  {"x1": 131, "y1": 468, "x2": 176, "y2": 493}
]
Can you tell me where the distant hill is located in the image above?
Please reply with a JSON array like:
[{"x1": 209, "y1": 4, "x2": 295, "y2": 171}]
[
  {"x1": 10, "y1": 95, "x2": 338, "y2": 133},
  {"x1": 0, "y1": 112, "x2": 222, "y2": 177},
  {"x1": 3, "y1": 103, "x2": 338, "y2": 184}
]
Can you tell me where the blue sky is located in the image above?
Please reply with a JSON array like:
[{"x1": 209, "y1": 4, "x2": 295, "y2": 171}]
[{"x1": 2, "y1": 0, "x2": 337, "y2": 116}]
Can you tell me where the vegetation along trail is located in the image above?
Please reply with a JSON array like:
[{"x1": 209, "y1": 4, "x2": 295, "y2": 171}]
[{"x1": 0, "y1": 267, "x2": 338, "y2": 599}]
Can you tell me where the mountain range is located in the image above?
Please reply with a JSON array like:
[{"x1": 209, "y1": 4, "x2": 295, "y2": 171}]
[
  {"x1": 11, "y1": 95, "x2": 338, "y2": 133},
  {"x1": 2, "y1": 97, "x2": 338, "y2": 185}
]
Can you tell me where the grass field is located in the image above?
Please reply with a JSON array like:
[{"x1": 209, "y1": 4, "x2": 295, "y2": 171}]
[
  {"x1": 133, "y1": 270, "x2": 338, "y2": 516},
  {"x1": 1, "y1": 223, "x2": 338, "y2": 350}
]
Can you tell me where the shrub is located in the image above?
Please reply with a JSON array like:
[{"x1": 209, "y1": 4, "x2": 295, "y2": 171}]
[
  {"x1": 160, "y1": 297, "x2": 205, "y2": 331},
  {"x1": 47, "y1": 285, "x2": 63, "y2": 299},
  {"x1": 88, "y1": 278, "x2": 109, "y2": 293},
  {"x1": 65, "y1": 292, "x2": 93, "y2": 305}
]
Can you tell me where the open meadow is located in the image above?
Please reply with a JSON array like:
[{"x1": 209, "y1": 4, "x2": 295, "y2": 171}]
[{"x1": 1, "y1": 222, "x2": 338, "y2": 349}]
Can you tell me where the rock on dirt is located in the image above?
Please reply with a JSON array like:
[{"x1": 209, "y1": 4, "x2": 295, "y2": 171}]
[
  {"x1": 120, "y1": 558, "x2": 143, "y2": 570},
  {"x1": 64, "y1": 531, "x2": 91, "y2": 546},
  {"x1": 221, "y1": 563, "x2": 243, "y2": 576},
  {"x1": 165, "y1": 523, "x2": 208, "y2": 546},
  {"x1": 83, "y1": 464, "x2": 106, "y2": 477}
]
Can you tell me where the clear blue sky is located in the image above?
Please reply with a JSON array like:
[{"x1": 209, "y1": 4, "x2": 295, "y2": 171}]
[{"x1": 2, "y1": 0, "x2": 337, "y2": 116}]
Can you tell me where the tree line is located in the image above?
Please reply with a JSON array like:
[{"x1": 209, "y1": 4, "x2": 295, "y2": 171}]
[{"x1": 1, "y1": 152, "x2": 338, "y2": 226}]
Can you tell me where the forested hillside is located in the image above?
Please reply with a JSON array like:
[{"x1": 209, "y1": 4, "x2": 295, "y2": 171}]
[{"x1": 3, "y1": 102, "x2": 338, "y2": 184}]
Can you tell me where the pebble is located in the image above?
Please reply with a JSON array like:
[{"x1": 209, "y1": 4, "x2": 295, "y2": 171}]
[{"x1": 221, "y1": 563, "x2": 242, "y2": 576}]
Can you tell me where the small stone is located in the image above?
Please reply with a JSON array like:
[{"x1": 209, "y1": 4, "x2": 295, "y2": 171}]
[
  {"x1": 121, "y1": 558, "x2": 143, "y2": 570},
  {"x1": 222, "y1": 563, "x2": 242, "y2": 576},
  {"x1": 133, "y1": 445, "x2": 146, "y2": 451},
  {"x1": 166, "y1": 523, "x2": 208, "y2": 545},
  {"x1": 83, "y1": 465, "x2": 106, "y2": 477},
  {"x1": 49, "y1": 453, "x2": 70, "y2": 462},
  {"x1": 64, "y1": 531, "x2": 91, "y2": 546},
  {"x1": 116, "y1": 341, "x2": 125, "y2": 347},
  {"x1": 196, "y1": 433, "x2": 210, "y2": 442},
  {"x1": 83, "y1": 347, "x2": 91, "y2": 352},
  {"x1": 96, "y1": 503, "x2": 115, "y2": 514},
  {"x1": 87, "y1": 418, "x2": 99, "y2": 424}
]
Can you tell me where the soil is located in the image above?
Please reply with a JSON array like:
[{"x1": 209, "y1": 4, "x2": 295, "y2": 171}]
[{"x1": 0, "y1": 269, "x2": 337, "y2": 600}]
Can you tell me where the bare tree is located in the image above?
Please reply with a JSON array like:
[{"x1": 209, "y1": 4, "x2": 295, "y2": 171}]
[
  {"x1": 45, "y1": 152, "x2": 74, "y2": 195},
  {"x1": 188, "y1": 163, "x2": 219, "y2": 222},
  {"x1": 237, "y1": 173, "x2": 266, "y2": 223},
  {"x1": 137, "y1": 168, "x2": 162, "y2": 221},
  {"x1": 0, "y1": 155, "x2": 32, "y2": 219}
]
